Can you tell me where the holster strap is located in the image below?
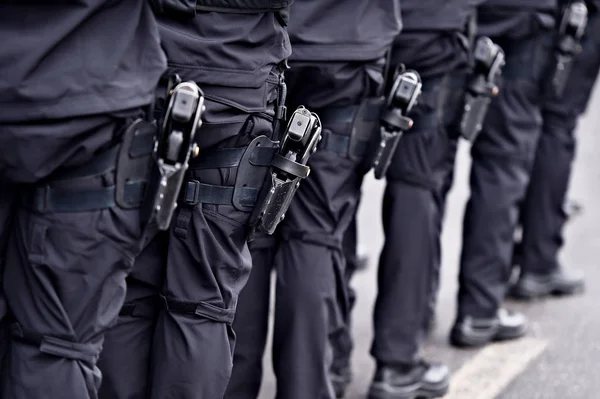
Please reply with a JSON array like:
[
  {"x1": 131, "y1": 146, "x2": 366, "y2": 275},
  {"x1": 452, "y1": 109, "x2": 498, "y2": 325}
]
[
  {"x1": 192, "y1": 146, "x2": 275, "y2": 169},
  {"x1": 271, "y1": 154, "x2": 309, "y2": 178},
  {"x1": 181, "y1": 180, "x2": 260, "y2": 207}
]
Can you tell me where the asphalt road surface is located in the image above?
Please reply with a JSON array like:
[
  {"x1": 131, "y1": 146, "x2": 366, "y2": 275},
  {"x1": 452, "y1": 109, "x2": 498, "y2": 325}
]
[{"x1": 256, "y1": 81, "x2": 600, "y2": 399}]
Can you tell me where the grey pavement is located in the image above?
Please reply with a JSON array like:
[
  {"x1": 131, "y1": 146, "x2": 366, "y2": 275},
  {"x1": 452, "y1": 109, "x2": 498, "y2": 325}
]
[{"x1": 256, "y1": 81, "x2": 600, "y2": 399}]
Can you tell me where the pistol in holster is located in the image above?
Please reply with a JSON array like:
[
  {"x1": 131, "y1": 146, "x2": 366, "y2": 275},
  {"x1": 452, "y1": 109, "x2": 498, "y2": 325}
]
[
  {"x1": 459, "y1": 36, "x2": 505, "y2": 142},
  {"x1": 249, "y1": 106, "x2": 322, "y2": 236},
  {"x1": 143, "y1": 75, "x2": 206, "y2": 230},
  {"x1": 371, "y1": 67, "x2": 422, "y2": 180},
  {"x1": 548, "y1": 1, "x2": 588, "y2": 98},
  {"x1": 20, "y1": 73, "x2": 205, "y2": 234}
]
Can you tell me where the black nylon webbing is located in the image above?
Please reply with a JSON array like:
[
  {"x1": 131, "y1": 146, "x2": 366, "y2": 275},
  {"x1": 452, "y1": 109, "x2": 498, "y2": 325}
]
[
  {"x1": 191, "y1": 146, "x2": 275, "y2": 170},
  {"x1": 24, "y1": 181, "x2": 145, "y2": 214},
  {"x1": 182, "y1": 181, "x2": 260, "y2": 207},
  {"x1": 196, "y1": 0, "x2": 291, "y2": 12}
]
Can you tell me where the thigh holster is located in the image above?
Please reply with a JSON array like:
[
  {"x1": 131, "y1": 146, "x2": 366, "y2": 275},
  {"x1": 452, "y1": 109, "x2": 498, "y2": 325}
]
[
  {"x1": 180, "y1": 135, "x2": 278, "y2": 212},
  {"x1": 250, "y1": 106, "x2": 322, "y2": 235},
  {"x1": 179, "y1": 106, "x2": 321, "y2": 237}
]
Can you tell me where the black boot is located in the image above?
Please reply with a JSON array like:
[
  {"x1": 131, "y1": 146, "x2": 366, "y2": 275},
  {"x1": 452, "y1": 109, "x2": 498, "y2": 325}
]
[
  {"x1": 450, "y1": 308, "x2": 527, "y2": 348},
  {"x1": 368, "y1": 360, "x2": 449, "y2": 399},
  {"x1": 509, "y1": 267, "x2": 584, "y2": 300}
]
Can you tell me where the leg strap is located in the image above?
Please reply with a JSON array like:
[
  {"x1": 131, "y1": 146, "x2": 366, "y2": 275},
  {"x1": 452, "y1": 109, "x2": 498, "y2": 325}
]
[
  {"x1": 161, "y1": 295, "x2": 236, "y2": 325},
  {"x1": 11, "y1": 324, "x2": 102, "y2": 365}
]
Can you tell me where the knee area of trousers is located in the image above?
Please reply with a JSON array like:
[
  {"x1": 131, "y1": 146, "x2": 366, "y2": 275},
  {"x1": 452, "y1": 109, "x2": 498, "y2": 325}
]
[
  {"x1": 384, "y1": 179, "x2": 435, "y2": 202},
  {"x1": 276, "y1": 286, "x2": 329, "y2": 317},
  {"x1": 279, "y1": 228, "x2": 342, "y2": 252},
  {"x1": 470, "y1": 147, "x2": 534, "y2": 174}
]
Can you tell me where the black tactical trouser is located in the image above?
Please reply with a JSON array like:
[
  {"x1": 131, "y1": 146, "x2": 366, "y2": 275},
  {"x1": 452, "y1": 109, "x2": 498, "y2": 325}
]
[
  {"x1": 0, "y1": 182, "x2": 16, "y2": 388},
  {"x1": 98, "y1": 67, "x2": 283, "y2": 399},
  {"x1": 370, "y1": 31, "x2": 466, "y2": 366},
  {"x1": 329, "y1": 213, "x2": 361, "y2": 377},
  {"x1": 458, "y1": 9, "x2": 555, "y2": 318},
  {"x1": 226, "y1": 209, "x2": 363, "y2": 399},
  {"x1": 225, "y1": 60, "x2": 383, "y2": 399},
  {"x1": 224, "y1": 234, "x2": 276, "y2": 399},
  {"x1": 517, "y1": 12, "x2": 600, "y2": 275},
  {"x1": 427, "y1": 136, "x2": 459, "y2": 327},
  {"x1": 0, "y1": 115, "x2": 148, "y2": 399}
]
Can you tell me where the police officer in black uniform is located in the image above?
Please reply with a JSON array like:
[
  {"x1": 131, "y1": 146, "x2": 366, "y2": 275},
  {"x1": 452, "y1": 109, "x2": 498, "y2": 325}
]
[
  {"x1": 0, "y1": 1, "x2": 167, "y2": 398},
  {"x1": 97, "y1": 1, "x2": 293, "y2": 398},
  {"x1": 452, "y1": 0, "x2": 557, "y2": 347},
  {"x1": 425, "y1": 0, "x2": 504, "y2": 338},
  {"x1": 224, "y1": 1, "x2": 402, "y2": 398},
  {"x1": 510, "y1": 0, "x2": 600, "y2": 300},
  {"x1": 368, "y1": 1, "x2": 477, "y2": 397}
]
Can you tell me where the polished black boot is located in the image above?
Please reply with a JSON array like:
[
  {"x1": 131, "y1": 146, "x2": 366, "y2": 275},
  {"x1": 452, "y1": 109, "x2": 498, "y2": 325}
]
[
  {"x1": 368, "y1": 360, "x2": 450, "y2": 399},
  {"x1": 450, "y1": 309, "x2": 527, "y2": 348},
  {"x1": 509, "y1": 267, "x2": 585, "y2": 300}
]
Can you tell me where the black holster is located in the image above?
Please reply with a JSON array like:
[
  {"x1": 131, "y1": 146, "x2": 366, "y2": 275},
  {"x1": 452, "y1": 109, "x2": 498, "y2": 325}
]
[
  {"x1": 250, "y1": 106, "x2": 322, "y2": 236},
  {"x1": 371, "y1": 68, "x2": 422, "y2": 180},
  {"x1": 143, "y1": 79, "x2": 205, "y2": 230},
  {"x1": 546, "y1": 1, "x2": 588, "y2": 98},
  {"x1": 459, "y1": 36, "x2": 505, "y2": 142}
]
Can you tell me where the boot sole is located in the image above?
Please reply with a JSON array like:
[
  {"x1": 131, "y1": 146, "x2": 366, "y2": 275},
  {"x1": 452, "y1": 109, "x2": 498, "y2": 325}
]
[{"x1": 368, "y1": 380, "x2": 449, "y2": 399}]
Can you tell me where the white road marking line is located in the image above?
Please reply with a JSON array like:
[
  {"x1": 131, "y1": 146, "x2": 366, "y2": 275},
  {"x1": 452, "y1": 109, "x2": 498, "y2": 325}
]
[{"x1": 445, "y1": 338, "x2": 549, "y2": 399}]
